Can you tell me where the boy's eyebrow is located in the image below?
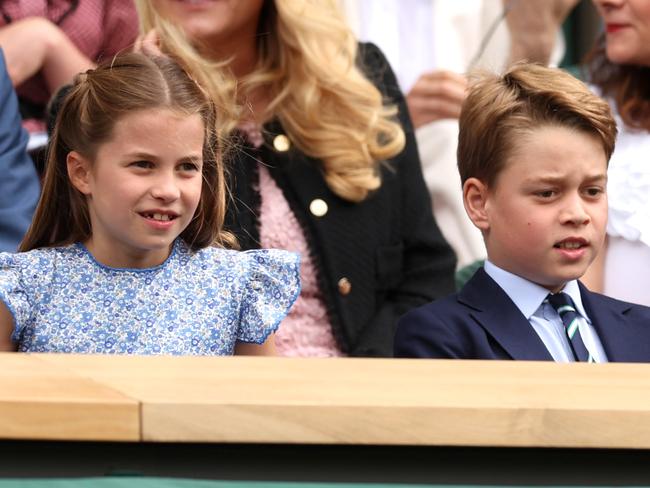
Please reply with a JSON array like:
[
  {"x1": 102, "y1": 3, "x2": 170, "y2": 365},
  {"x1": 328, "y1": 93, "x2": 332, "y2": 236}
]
[{"x1": 524, "y1": 173, "x2": 608, "y2": 185}]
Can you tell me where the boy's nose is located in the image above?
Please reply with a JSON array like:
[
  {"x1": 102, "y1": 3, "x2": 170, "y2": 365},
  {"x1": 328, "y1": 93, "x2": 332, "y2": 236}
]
[{"x1": 561, "y1": 196, "x2": 590, "y2": 225}]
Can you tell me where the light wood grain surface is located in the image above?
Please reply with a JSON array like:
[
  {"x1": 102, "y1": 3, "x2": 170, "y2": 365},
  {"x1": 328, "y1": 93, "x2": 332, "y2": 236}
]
[
  {"x1": 0, "y1": 354, "x2": 139, "y2": 441},
  {"x1": 24, "y1": 354, "x2": 650, "y2": 448}
]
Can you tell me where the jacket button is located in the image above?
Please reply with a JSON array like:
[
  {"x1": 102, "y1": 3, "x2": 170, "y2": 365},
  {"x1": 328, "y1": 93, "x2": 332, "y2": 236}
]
[
  {"x1": 309, "y1": 198, "x2": 328, "y2": 217},
  {"x1": 273, "y1": 134, "x2": 291, "y2": 152},
  {"x1": 338, "y1": 277, "x2": 351, "y2": 295}
]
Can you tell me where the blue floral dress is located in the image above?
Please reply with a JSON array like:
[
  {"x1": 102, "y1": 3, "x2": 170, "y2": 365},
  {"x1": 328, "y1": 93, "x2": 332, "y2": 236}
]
[{"x1": 0, "y1": 240, "x2": 300, "y2": 354}]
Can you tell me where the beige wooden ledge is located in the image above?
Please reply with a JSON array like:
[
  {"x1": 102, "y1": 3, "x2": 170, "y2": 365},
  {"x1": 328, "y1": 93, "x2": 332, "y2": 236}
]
[
  {"x1": 5, "y1": 354, "x2": 643, "y2": 449},
  {"x1": 0, "y1": 354, "x2": 139, "y2": 441}
]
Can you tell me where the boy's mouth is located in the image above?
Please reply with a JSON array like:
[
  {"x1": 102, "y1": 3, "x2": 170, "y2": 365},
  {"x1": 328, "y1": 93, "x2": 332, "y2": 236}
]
[{"x1": 553, "y1": 238, "x2": 588, "y2": 250}]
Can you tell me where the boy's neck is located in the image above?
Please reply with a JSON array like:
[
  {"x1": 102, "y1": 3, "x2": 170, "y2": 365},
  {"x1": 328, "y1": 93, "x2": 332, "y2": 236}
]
[{"x1": 484, "y1": 259, "x2": 568, "y2": 294}]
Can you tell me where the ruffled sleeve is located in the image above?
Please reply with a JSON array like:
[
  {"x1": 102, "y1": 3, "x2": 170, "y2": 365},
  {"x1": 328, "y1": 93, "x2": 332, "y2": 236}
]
[
  {"x1": 0, "y1": 252, "x2": 33, "y2": 340},
  {"x1": 237, "y1": 249, "x2": 301, "y2": 344}
]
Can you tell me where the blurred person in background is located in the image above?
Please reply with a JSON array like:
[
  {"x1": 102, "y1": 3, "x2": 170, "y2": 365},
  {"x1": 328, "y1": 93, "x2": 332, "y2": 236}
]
[
  {"x1": 581, "y1": 0, "x2": 650, "y2": 306},
  {"x1": 341, "y1": 0, "x2": 579, "y2": 269},
  {"x1": 0, "y1": 49, "x2": 39, "y2": 252}
]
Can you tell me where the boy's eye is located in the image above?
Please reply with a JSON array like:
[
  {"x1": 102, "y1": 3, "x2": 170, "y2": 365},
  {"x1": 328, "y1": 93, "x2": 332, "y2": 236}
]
[
  {"x1": 535, "y1": 190, "x2": 556, "y2": 198},
  {"x1": 585, "y1": 187, "x2": 604, "y2": 197}
]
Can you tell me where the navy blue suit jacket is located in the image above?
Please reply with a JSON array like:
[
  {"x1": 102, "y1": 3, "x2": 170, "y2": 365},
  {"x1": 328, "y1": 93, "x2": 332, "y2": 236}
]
[
  {"x1": 395, "y1": 267, "x2": 650, "y2": 362},
  {"x1": 0, "y1": 49, "x2": 40, "y2": 252}
]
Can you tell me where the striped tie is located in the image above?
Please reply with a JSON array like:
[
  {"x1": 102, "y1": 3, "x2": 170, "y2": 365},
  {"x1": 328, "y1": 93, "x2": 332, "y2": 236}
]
[{"x1": 547, "y1": 292, "x2": 595, "y2": 363}]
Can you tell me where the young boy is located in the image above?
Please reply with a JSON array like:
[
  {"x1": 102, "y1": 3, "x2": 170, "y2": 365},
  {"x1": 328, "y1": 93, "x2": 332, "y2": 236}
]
[{"x1": 394, "y1": 62, "x2": 650, "y2": 362}]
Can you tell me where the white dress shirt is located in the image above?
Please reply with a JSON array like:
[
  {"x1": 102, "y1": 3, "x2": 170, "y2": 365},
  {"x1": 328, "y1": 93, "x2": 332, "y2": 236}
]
[{"x1": 484, "y1": 261, "x2": 608, "y2": 363}]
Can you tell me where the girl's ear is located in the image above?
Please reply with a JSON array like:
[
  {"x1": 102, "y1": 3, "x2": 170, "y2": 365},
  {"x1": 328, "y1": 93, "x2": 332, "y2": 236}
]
[
  {"x1": 67, "y1": 151, "x2": 92, "y2": 195},
  {"x1": 463, "y1": 177, "x2": 490, "y2": 232}
]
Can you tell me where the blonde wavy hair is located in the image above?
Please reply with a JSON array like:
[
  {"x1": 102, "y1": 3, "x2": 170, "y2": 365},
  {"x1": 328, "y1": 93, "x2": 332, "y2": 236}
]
[{"x1": 136, "y1": 0, "x2": 405, "y2": 202}]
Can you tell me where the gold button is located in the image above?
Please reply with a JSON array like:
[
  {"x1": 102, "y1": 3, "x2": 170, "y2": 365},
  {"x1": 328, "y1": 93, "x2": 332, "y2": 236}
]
[
  {"x1": 338, "y1": 277, "x2": 352, "y2": 296},
  {"x1": 309, "y1": 198, "x2": 328, "y2": 217},
  {"x1": 273, "y1": 134, "x2": 291, "y2": 152}
]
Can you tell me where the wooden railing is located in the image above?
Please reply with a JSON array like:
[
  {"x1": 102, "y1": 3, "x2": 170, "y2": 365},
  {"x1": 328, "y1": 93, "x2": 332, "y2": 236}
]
[{"x1": 3, "y1": 354, "x2": 650, "y2": 448}]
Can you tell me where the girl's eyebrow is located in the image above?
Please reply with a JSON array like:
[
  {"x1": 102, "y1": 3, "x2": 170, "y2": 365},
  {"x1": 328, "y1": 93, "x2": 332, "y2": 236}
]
[
  {"x1": 124, "y1": 152, "x2": 203, "y2": 162},
  {"x1": 124, "y1": 151, "x2": 158, "y2": 160}
]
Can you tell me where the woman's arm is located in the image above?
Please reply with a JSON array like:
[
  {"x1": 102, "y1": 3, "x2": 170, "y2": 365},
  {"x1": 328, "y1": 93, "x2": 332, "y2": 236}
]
[
  {"x1": 0, "y1": 301, "x2": 16, "y2": 351},
  {"x1": 235, "y1": 334, "x2": 277, "y2": 356},
  {"x1": 0, "y1": 17, "x2": 94, "y2": 91}
]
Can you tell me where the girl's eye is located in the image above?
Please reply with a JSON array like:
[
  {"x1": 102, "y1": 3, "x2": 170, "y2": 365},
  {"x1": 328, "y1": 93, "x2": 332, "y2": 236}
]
[
  {"x1": 131, "y1": 160, "x2": 153, "y2": 169},
  {"x1": 178, "y1": 161, "x2": 201, "y2": 172}
]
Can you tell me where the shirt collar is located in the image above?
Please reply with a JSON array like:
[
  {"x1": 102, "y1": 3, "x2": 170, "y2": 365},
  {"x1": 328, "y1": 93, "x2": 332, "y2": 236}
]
[{"x1": 483, "y1": 260, "x2": 589, "y2": 322}]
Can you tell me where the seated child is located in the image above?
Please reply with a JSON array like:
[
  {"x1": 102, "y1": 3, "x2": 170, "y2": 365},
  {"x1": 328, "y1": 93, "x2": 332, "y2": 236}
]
[
  {"x1": 0, "y1": 52, "x2": 300, "y2": 355},
  {"x1": 395, "y1": 62, "x2": 650, "y2": 362}
]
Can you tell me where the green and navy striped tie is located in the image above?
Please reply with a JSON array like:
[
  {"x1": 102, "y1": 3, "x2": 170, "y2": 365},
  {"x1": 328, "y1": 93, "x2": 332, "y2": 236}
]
[{"x1": 547, "y1": 292, "x2": 595, "y2": 363}]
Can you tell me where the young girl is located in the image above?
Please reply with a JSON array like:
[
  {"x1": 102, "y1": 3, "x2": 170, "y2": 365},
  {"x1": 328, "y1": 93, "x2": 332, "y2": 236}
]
[{"x1": 0, "y1": 52, "x2": 300, "y2": 355}]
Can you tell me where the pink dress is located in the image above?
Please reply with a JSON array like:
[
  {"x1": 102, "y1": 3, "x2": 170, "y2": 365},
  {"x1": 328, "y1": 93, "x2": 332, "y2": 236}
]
[
  {"x1": 258, "y1": 164, "x2": 344, "y2": 357},
  {"x1": 241, "y1": 122, "x2": 344, "y2": 357}
]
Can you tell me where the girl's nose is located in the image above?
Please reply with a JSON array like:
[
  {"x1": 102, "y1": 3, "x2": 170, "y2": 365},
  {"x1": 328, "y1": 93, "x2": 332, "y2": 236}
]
[{"x1": 150, "y1": 173, "x2": 181, "y2": 201}]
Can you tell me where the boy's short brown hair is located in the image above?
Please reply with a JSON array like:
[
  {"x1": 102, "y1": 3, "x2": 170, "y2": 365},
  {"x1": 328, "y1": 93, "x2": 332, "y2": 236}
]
[{"x1": 457, "y1": 63, "x2": 617, "y2": 188}]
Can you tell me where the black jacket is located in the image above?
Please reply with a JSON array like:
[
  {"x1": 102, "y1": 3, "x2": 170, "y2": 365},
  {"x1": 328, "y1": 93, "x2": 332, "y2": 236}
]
[{"x1": 225, "y1": 43, "x2": 456, "y2": 356}]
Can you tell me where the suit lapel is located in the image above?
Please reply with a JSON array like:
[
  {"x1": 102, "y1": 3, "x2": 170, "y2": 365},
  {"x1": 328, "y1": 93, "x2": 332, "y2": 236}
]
[
  {"x1": 458, "y1": 269, "x2": 554, "y2": 361},
  {"x1": 579, "y1": 284, "x2": 642, "y2": 362}
]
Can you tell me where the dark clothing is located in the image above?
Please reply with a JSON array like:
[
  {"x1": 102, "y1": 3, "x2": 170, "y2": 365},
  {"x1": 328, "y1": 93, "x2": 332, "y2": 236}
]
[
  {"x1": 225, "y1": 43, "x2": 456, "y2": 357},
  {"x1": 395, "y1": 267, "x2": 650, "y2": 362}
]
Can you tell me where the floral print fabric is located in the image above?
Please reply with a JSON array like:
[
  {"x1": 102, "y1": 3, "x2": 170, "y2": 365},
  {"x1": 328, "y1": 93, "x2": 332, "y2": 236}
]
[{"x1": 0, "y1": 240, "x2": 300, "y2": 354}]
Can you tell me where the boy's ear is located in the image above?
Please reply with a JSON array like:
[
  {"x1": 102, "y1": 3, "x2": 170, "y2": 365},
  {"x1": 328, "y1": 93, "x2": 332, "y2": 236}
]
[
  {"x1": 67, "y1": 151, "x2": 92, "y2": 195},
  {"x1": 463, "y1": 177, "x2": 490, "y2": 231}
]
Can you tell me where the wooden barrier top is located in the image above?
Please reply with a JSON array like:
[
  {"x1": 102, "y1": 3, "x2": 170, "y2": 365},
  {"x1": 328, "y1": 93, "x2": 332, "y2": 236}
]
[{"x1": 3, "y1": 354, "x2": 650, "y2": 448}]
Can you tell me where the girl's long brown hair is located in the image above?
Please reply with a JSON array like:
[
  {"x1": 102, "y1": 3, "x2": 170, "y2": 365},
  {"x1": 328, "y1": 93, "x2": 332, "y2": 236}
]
[{"x1": 20, "y1": 52, "x2": 234, "y2": 252}]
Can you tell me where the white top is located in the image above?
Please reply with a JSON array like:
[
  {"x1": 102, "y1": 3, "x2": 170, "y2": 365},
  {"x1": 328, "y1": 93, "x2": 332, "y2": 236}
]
[
  {"x1": 606, "y1": 116, "x2": 650, "y2": 245},
  {"x1": 602, "y1": 115, "x2": 650, "y2": 305},
  {"x1": 484, "y1": 261, "x2": 608, "y2": 363}
]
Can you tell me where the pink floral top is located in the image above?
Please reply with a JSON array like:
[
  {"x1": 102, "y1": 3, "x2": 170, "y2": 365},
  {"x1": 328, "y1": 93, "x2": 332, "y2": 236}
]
[{"x1": 240, "y1": 122, "x2": 344, "y2": 357}]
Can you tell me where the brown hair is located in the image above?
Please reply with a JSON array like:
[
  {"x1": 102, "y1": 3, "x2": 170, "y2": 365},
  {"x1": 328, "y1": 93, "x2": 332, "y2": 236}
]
[
  {"x1": 458, "y1": 62, "x2": 617, "y2": 188},
  {"x1": 586, "y1": 33, "x2": 650, "y2": 132},
  {"x1": 20, "y1": 52, "x2": 234, "y2": 252}
]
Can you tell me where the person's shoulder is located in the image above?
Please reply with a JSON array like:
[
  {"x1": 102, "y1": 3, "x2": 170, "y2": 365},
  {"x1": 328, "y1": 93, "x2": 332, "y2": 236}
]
[
  {"x1": 240, "y1": 248, "x2": 300, "y2": 266},
  {"x1": 357, "y1": 42, "x2": 385, "y2": 65},
  {"x1": 0, "y1": 245, "x2": 74, "y2": 269},
  {"x1": 356, "y1": 42, "x2": 391, "y2": 79},
  {"x1": 583, "y1": 287, "x2": 650, "y2": 316},
  {"x1": 394, "y1": 291, "x2": 476, "y2": 359},
  {"x1": 398, "y1": 267, "x2": 496, "y2": 331},
  {"x1": 397, "y1": 292, "x2": 464, "y2": 331},
  {"x1": 184, "y1": 244, "x2": 300, "y2": 279},
  {"x1": 0, "y1": 245, "x2": 77, "y2": 300},
  {"x1": 184, "y1": 243, "x2": 239, "y2": 264}
]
